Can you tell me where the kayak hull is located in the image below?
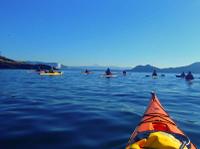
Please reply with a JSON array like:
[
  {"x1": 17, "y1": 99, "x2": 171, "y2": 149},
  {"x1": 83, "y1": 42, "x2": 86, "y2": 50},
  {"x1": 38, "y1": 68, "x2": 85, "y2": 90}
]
[
  {"x1": 127, "y1": 93, "x2": 197, "y2": 149},
  {"x1": 39, "y1": 72, "x2": 63, "y2": 76}
]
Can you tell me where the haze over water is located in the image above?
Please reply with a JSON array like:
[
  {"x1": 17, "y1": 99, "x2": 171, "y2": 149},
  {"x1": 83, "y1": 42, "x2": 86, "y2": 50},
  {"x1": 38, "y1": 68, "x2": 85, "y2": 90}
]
[{"x1": 0, "y1": 70, "x2": 199, "y2": 149}]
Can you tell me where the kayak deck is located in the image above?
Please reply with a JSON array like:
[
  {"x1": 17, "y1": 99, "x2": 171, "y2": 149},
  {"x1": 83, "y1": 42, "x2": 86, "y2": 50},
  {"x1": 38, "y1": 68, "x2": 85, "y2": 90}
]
[{"x1": 127, "y1": 92, "x2": 197, "y2": 149}]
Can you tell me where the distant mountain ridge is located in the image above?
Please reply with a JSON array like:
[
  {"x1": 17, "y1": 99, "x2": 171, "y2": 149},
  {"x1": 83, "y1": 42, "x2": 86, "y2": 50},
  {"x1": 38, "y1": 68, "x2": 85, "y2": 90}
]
[
  {"x1": 26, "y1": 61, "x2": 65, "y2": 69},
  {"x1": 67, "y1": 65, "x2": 130, "y2": 70},
  {"x1": 1, "y1": 55, "x2": 200, "y2": 72},
  {"x1": 131, "y1": 62, "x2": 200, "y2": 73},
  {"x1": 0, "y1": 56, "x2": 51, "y2": 69}
]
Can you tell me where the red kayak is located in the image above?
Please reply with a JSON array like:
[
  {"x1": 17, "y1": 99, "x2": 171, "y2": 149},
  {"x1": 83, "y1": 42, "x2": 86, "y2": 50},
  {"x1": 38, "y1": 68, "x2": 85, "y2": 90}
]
[{"x1": 126, "y1": 92, "x2": 197, "y2": 149}]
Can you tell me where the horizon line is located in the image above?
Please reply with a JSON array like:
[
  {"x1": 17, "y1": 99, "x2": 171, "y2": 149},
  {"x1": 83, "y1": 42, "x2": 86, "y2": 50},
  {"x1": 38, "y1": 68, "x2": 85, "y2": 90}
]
[{"x1": 1, "y1": 54, "x2": 199, "y2": 69}]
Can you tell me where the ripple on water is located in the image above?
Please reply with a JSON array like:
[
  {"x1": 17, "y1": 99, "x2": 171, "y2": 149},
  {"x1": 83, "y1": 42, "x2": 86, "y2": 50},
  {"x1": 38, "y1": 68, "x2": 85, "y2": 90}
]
[{"x1": 0, "y1": 70, "x2": 199, "y2": 148}]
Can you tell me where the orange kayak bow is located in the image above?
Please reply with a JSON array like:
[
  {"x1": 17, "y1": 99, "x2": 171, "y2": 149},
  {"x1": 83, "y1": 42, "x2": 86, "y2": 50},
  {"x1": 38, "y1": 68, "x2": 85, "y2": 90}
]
[{"x1": 127, "y1": 92, "x2": 197, "y2": 149}]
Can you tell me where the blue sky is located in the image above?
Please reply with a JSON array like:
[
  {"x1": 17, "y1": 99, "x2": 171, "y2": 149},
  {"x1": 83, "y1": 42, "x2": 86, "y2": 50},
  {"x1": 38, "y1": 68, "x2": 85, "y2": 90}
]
[{"x1": 0, "y1": 0, "x2": 200, "y2": 67}]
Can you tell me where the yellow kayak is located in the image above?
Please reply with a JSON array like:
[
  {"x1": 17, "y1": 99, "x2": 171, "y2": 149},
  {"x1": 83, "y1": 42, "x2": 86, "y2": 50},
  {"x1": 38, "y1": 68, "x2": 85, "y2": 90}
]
[{"x1": 39, "y1": 72, "x2": 63, "y2": 76}]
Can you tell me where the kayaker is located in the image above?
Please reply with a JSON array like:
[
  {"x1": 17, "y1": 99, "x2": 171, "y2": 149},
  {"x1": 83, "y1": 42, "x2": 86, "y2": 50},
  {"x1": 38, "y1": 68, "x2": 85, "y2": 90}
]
[
  {"x1": 85, "y1": 69, "x2": 89, "y2": 74},
  {"x1": 180, "y1": 72, "x2": 186, "y2": 78},
  {"x1": 123, "y1": 70, "x2": 127, "y2": 75},
  {"x1": 185, "y1": 71, "x2": 194, "y2": 80},
  {"x1": 161, "y1": 74, "x2": 165, "y2": 77},
  {"x1": 105, "y1": 68, "x2": 112, "y2": 75},
  {"x1": 49, "y1": 67, "x2": 55, "y2": 73},
  {"x1": 152, "y1": 70, "x2": 157, "y2": 77},
  {"x1": 49, "y1": 70, "x2": 54, "y2": 73}
]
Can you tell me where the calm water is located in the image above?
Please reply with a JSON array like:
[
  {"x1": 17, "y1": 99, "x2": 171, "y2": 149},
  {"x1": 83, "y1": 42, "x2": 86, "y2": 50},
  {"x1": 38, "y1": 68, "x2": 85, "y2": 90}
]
[{"x1": 0, "y1": 70, "x2": 199, "y2": 149}]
